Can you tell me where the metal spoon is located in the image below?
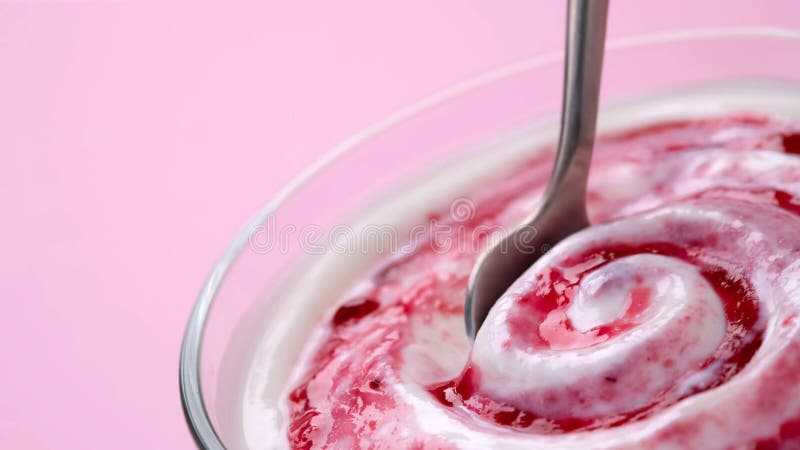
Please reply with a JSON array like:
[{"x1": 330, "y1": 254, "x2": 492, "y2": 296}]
[{"x1": 465, "y1": 0, "x2": 609, "y2": 339}]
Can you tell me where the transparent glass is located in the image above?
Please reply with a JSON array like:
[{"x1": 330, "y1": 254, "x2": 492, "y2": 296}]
[{"x1": 180, "y1": 27, "x2": 800, "y2": 449}]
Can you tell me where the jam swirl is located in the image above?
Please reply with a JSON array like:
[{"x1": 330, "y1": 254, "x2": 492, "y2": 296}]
[{"x1": 286, "y1": 116, "x2": 800, "y2": 449}]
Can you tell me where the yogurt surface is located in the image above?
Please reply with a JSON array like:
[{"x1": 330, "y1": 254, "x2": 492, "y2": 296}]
[{"x1": 242, "y1": 83, "x2": 800, "y2": 449}]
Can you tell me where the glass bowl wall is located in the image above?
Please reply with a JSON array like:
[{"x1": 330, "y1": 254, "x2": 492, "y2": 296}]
[{"x1": 180, "y1": 28, "x2": 800, "y2": 449}]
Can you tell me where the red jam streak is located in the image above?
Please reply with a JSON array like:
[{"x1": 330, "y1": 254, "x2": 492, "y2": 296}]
[
  {"x1": 692, "y1": 187, "x2": 800, "y2": 217},
  {"x1": 331, "y1": 297, "x2": 380, "y2": 326},
  {"x1": 505, "y1": 267, "x2": 651, "y2": 351},
  {"x1": 782, "y1": 132, "x2": 800, "y2": 155},
  {"x1": 429, "y1": 241, "x2": 764, "y2": 434}
]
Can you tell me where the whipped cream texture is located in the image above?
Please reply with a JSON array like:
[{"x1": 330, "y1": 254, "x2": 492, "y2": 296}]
[{"x1": 281, "y1": 114, "x2": 800, "y2": 449}]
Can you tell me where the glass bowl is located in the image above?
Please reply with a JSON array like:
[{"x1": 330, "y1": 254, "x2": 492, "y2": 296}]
[{"x1": 180, "y1": 27, "x2": 800, "y2": 449}]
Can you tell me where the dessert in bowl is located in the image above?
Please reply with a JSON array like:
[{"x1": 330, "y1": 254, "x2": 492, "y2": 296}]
[{"x1": 180, "y1": 28, "x2": 800, "y2": 449}]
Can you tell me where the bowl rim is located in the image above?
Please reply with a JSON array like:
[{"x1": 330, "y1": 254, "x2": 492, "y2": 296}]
[{"x1": 178, "y1": 26, "x2": 800, "y2": 449}]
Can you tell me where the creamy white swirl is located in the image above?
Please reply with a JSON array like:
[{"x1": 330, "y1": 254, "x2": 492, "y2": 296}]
[
  {"x1": 471, "y1": 199, "x2": 796, "y2": 429},
  {"x1": 474, "y1": 251, "x2": 727, "y2": 419}
]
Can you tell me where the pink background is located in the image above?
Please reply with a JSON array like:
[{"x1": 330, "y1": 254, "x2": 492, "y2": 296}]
[{"x1": 1, "y1": 1, "x2": 798, "y2": 448}]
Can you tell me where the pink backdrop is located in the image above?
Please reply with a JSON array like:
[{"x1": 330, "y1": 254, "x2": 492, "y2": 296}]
[{"x1": 1, "y1": 1, "x2": 799, "y2": 448}]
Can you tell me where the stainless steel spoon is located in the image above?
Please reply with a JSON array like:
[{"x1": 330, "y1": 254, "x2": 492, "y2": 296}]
[{"x1": 465, "y1": 0, "x2": 609, "y2": 339}]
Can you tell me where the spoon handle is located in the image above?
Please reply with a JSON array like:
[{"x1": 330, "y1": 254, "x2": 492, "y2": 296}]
[{"x1": 546, "y1": 0, "x2": 608, "y2": 217}]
